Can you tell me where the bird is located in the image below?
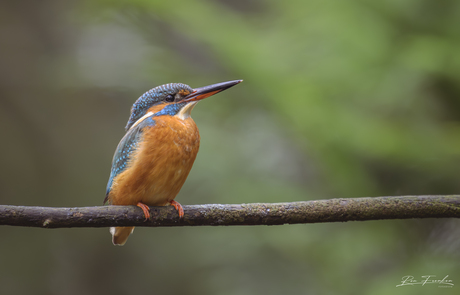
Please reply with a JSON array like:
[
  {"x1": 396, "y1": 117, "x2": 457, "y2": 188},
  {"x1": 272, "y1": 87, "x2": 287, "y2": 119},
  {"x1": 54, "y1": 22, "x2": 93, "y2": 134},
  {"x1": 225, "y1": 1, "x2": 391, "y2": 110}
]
[{"x1": 105, "y1": 80, "x2": 242, "y2": 245}]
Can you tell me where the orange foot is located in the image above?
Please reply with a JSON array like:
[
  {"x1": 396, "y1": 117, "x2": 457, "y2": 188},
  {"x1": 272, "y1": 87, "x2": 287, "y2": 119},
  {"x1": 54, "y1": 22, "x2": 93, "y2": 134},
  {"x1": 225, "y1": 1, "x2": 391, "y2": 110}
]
[
  {"x1": 170, "y1": 200, "x2": 184, "y2": 218},
  {"x1": 137, "y1": 202, "x2": 151, "y2": 221}
]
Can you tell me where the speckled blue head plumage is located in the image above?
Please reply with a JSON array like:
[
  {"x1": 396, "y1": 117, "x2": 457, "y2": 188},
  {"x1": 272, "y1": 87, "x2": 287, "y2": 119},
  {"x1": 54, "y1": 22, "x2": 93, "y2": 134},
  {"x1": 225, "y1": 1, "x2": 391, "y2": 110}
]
[{"x1": 125, "y1": 83, "x2": 193, "y2": 131}]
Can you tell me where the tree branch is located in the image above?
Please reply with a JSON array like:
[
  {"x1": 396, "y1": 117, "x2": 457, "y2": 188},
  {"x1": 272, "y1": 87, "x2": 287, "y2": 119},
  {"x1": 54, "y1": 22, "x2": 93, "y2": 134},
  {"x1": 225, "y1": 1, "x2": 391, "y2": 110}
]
[{"x1": 1, "y1": 195, "x2": 459, "y2": 228}]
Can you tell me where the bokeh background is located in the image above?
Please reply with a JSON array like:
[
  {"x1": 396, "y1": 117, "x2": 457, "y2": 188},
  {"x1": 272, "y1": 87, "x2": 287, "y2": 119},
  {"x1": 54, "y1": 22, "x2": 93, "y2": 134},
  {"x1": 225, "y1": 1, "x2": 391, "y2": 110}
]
[{"x1": 1, "y1": 0, "x2": 460, "y2": 294}]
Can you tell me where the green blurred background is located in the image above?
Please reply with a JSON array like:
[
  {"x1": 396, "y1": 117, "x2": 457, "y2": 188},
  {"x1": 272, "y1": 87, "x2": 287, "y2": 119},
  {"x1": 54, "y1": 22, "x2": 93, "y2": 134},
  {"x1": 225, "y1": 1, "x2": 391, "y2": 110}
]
[{"x1": 1, "y1": 0, "x2": 459, "y2": 294}]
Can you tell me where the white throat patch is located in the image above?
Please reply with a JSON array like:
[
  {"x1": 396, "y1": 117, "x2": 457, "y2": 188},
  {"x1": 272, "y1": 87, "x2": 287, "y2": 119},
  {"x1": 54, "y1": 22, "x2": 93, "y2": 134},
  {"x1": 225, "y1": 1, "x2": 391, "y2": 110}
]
[{"x1": 176, "y1": 102, "x2": 198, "y2": 120}]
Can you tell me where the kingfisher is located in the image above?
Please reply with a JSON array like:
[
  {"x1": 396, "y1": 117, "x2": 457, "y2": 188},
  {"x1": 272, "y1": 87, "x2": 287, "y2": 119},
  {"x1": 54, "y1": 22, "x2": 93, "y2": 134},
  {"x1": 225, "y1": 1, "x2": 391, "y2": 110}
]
[{"x1": 105, "y1": 80, "x2": 242, "y2": 245}]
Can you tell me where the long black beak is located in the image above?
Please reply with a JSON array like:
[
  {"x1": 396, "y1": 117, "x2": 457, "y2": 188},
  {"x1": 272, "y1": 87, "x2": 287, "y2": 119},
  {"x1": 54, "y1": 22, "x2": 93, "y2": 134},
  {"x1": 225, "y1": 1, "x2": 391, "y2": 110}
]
[{"x1": 183, "y1": 80, "x2": 243, "y2": 102}]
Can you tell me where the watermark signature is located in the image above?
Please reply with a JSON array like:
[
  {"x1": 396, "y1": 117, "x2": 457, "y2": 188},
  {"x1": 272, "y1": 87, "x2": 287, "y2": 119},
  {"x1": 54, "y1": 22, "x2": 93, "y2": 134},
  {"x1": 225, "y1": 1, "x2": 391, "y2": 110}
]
[{"x1": 396, "y1": 275, "x2": 454, "y2": 288}]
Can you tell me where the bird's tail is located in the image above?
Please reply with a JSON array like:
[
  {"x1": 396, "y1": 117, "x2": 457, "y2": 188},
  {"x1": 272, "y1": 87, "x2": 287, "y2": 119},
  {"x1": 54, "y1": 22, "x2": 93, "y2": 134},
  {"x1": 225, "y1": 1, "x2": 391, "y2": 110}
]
[{"x1": 110, "y1": 226, "x2": 135, "y2": 246}]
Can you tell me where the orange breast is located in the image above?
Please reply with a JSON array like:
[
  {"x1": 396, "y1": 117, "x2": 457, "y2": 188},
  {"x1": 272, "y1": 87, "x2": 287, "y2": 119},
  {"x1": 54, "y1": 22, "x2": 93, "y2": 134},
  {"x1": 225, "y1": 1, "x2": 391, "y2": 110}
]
[{"x1": 108, "y1": 116, "x2": 200, "y2": 207}]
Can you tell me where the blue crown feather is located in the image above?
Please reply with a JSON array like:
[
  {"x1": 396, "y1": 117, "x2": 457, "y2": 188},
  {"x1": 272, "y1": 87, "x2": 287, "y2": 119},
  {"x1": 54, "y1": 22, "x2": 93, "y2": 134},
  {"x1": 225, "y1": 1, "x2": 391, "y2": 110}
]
[{"x1": 125, "y1": 83, "x2": 193, "y2": 131}]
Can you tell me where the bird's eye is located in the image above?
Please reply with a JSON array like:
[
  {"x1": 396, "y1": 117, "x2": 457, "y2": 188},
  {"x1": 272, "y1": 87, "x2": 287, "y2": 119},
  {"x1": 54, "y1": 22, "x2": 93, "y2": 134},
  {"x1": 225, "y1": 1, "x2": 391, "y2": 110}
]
[{"x1": 165, "y1": 94, "x2": 174, "y2": 102}]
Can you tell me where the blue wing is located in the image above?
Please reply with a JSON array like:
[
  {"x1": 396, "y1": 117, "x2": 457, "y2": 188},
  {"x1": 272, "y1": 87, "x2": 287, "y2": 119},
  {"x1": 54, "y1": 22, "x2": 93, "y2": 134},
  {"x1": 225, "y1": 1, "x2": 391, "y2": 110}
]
[{"x1": 104, "y1": 116, "x2": 156, "y2": 203}]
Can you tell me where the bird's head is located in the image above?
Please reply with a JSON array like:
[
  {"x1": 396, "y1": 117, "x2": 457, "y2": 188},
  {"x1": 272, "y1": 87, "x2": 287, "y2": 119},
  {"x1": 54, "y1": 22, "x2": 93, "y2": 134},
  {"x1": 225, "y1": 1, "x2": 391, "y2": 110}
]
[{"x1": 125, "y1": 80, "x2": 242, "y2": 131}]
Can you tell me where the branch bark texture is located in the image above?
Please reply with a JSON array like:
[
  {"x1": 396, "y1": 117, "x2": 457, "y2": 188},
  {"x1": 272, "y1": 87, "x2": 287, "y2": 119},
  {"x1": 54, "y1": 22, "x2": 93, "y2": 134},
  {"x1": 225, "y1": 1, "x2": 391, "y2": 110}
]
[{"x1": 1, "y1": 195, "x2": 459, "y2": 228}]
